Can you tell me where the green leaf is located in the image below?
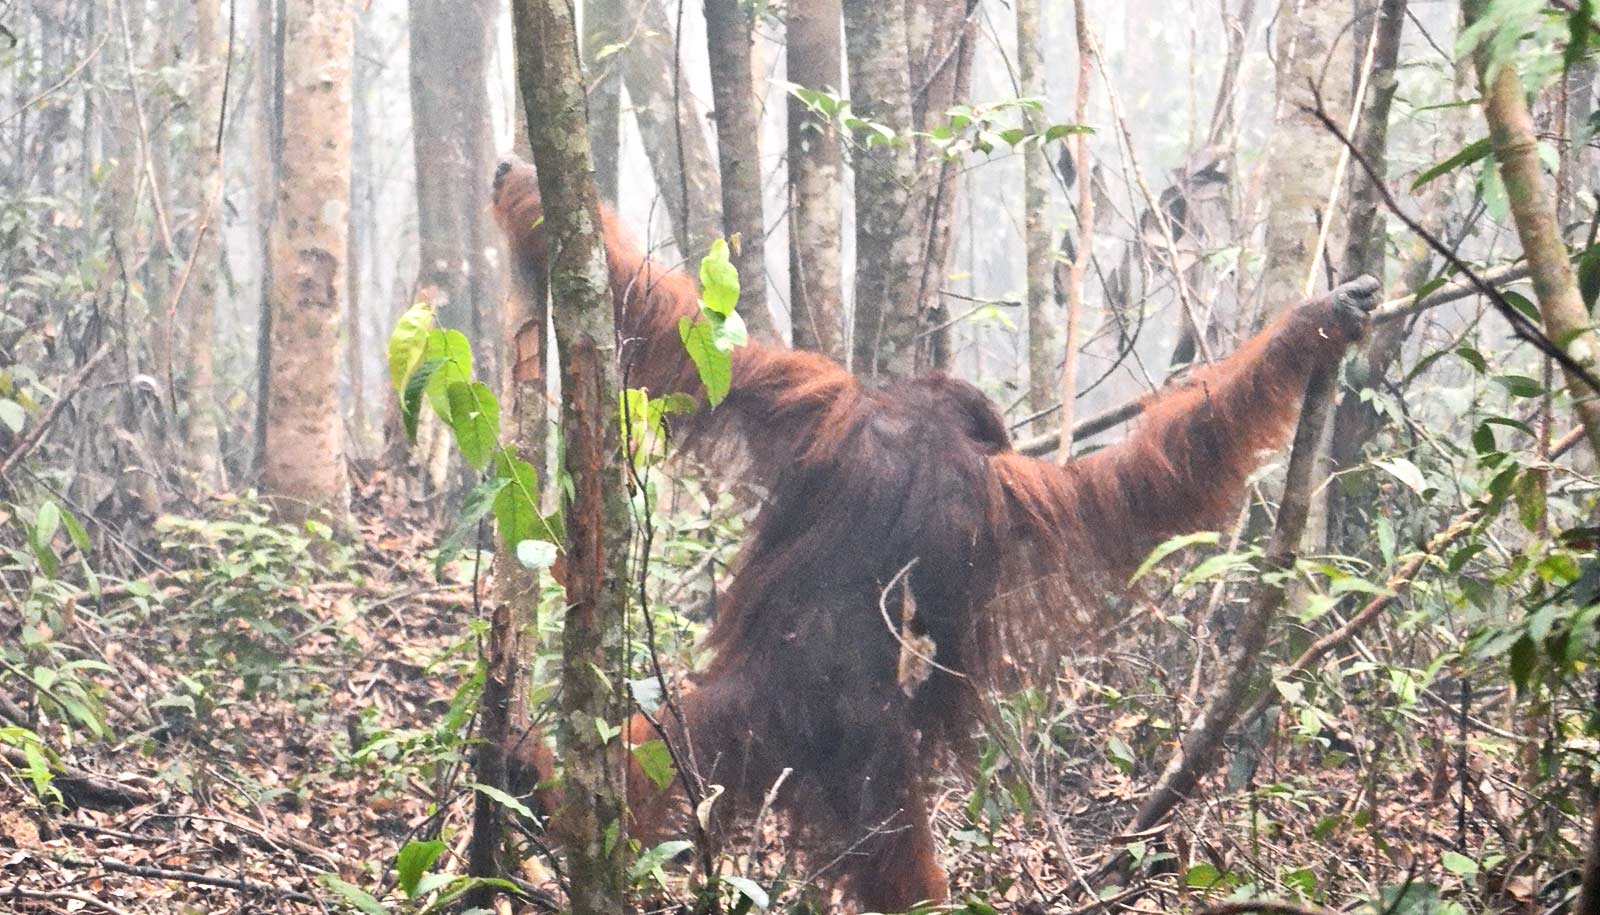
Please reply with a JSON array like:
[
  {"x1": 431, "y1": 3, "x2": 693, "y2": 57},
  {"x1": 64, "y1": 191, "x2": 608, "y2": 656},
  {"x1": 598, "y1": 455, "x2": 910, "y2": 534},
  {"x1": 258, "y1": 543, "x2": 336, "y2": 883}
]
[
  {"x1": 631, "y1": 839, "x2": 693, "y2": 883},
  {"x1": 434, "y1": 477, "x2": 508, "y2": 579},
  {"x1": 721, "y1": 875, "x2": 770, "y2": 910},
  {"x1": 492, "y1": 455, "x2": 544, "y2": 546},
  {"x1": 1567, "y1": 0, "x2": 1594, "y2": 73},
  {"x1": 388, "y1": 302, "x2": 435, "y2": 393},
  {"x1": 699, "y1": 239, "x2": 740, "y2": 317},
  {"x1": 35, "y1": 501, "x2": 60, "y2": 544},
  {"x1": 1580, "y1": 244, "x2": 1600, "y2": 312},
  {"x1": 679, "y1": 316, "x2": 732, "y2": 406},
  {"x1": 631, "y1": 738, "x2": 676, "y2": 790},
  {"x1": 1494, "y1": 373, "x2": 1545, "y2": 398},
  {"x1": 1514, "y1": 468, "x2": 1547, "y2": 532},
  {"x1": 59, "y1": 507, "x2": 91, "y2": 553},
  {"x1": 470, "y1": 782, "x2": 534, "y2": 818},
  {"x1": 423, "y1": 329, "x2": 473, "y2": 422},
  {"x1": 1411, "y1": 138, "x2": 1491, "y2": 191},
  {"x1": 396, "y1": 839, "x2": 447, "y2": 899},
  {"x1": 318, "y1": 873, "x2": 388, "y2": 915},
  {"x1": 1129, "y1": 530, "x2": 1221, "y2": 583},
  {"x1": 1509, "y1": 634, "x2": 1538, "y2": 692},
  {"x1": 402, "y1": 357, "x2": 447, "y2": 442},
  {"x1": 0, "y1": 398, "x2": 24, "y2": 433},
  {"x1": 1043, "y1": 123, "x2": 1093, "y2": 142},
  {"x1": 445, "y1": 382, "x2": 500, "y2": 471}
]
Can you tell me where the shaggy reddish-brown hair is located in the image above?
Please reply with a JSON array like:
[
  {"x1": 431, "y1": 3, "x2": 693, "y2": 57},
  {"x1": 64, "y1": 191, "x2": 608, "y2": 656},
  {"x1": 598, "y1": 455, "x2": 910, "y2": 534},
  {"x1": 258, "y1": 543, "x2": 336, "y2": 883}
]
[{"x1": 493, "y1": 158, "x2": 1375, "y2": 912}]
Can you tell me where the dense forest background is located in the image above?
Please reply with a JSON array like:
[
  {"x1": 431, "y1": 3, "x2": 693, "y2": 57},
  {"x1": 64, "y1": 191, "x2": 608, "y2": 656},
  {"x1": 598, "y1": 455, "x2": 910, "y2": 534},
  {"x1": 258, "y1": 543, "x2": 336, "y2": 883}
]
[{"x1": 3, "y1": 0, "x2": 1600, "y2": 913}]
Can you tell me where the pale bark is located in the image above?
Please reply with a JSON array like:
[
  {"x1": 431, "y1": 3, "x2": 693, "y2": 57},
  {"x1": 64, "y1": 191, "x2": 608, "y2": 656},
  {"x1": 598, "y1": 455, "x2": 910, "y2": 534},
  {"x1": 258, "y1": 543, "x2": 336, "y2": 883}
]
[
  {"x1": 584, "y1": 0, "x2": 622, "y2": 203},
  {"x1": 511, "y1": 0, "x2": 633, "y2": 910},
  {"x1": 844, "y1": 0, "x2": 922, "y2": 376},
  {"x1": 1018, "y1": 0, "x2": 1051, "y2": 418},
  {"x1": 1058, "y1": 0, "x2": 1095, "y2": 460},
  {"x1": 590, "y1": 0, "x2": 722, "y2": 258},
  {"x1": 1256, "y1": 0, "x2": 1357, "y2": 315},
  {"x1": 786, "y1": 0, "x2": 846, "y2": 360},
  {"x1": 704, "y1": 0, "x2": 775, "y2": 341},
  {"x1": 1469, "y1": 1, "x2": 1600, "y2": 461},
  {"x1": 262, "y1": 0, "x2": 352, "y2": 521},
  {"x1": 409, "y1": 0, "x2": 500, "y2": 368},
  {"x1": 906, "y1": 0, "x2": 975, "y2": 371},
  {"x1": 184, "y1": 0, "x2": 226, "y2": 491},
  {"x1": 347, "y1": 6, "x2": 374, "y2": 458}
]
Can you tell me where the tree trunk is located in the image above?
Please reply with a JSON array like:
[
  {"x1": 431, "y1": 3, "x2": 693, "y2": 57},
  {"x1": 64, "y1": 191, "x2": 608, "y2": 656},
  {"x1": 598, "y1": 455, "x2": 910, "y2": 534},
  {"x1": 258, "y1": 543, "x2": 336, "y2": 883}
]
[
  {"x1": 704, "y1": 0, "x2": 775, "y2": 341},
  {"x1": 907, "y1": 0, "x2": 975, "y2": 371},
  {"x1": 584, "y1": 0, "x2": 622, "y2": 203},
  {"x1": 786, "y1": 0, "x2": 846, "y2": 360},
  {"x1": 252, "y1": 0, "x2": 284, "y2": 473},
  {"x1": 1468, "y1": 0, "x2": 1600, "y2": 461},
  {"x1": 844, "y1": 0, "x2": 922, "y2": 376},
  {"x1": 185, "y1": 0, "x2": 226, "y2": 491},
  {"x1": 590, "y1": 0, "x2": 722, "y2": 259},
  {"x1": 1018, "y1": 0, "x2": 1051, "y2": 418},
  {"x1": 1255, "y1": 0, "x2": 1357, "y2": 316},
  {"x1": 511, "y1": 1, "x2": 633, "y2": 912},
  {"x1": 409, "y1": 0, "x2": 500, "y2": 367},
  {"x1": 262, "y1": 0, "x2": 352, "y2": 522},
  {"x1": 346, "y1": 4, "x2": 375, "y2": 459}
]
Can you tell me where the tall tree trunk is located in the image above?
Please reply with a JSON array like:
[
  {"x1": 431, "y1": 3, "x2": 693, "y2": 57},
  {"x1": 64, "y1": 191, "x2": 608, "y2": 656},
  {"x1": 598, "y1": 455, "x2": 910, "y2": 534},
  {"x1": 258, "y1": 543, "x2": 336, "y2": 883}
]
[
  {"x1": 509, "y1": 3, "x2": 633, "y2": 913},
  {"x1": 1327, "y1": 0, "x2": 1408, "y2": 550},
  {"x1": 786, "y1": 0, "x2": 846, "y2": 360},
  {"x1": 1467, "y1": 0, "x2": 1600, "y2": 461},
  {"x1": 907, "y1": 0, "x2": 975, "y2": 371},
  {"x1": 262, "y1": 0, "x2": 352, "y2": 522},
  {"x1": 409, "y1": 0, "x2": 500, "y2": 361},
  {"x1": 1017, "y1": 0, "x2": 1051, "y2": 418},
  {"x1": 584, "y1": 0, "x2": 622, "y2": 203},
  {"x1": 252, "y1": 0, "x2": 284, "y2": 472},
  {"x1": 1255, "y1": 0, "x2": 1358, "y2": 316},
  {"x1": 704, "y1": 0, "x2": 775, "y2": 341},
  {"x1": 590, "y1": 0, "x2": 722, "y2": 259},
  {"x1": 844, "y1": 0, "x2": 921, "y2": 376},
  {"x1": 347, "y1": 4, "x2": 374, "y2": 460},
  {"x1": 185, "y1": 0, "x2": 227, "y2": 491}
]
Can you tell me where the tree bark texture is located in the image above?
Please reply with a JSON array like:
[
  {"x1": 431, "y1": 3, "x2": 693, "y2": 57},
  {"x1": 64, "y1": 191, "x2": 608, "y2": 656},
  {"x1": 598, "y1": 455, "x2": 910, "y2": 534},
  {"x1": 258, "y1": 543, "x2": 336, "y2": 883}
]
[
  {"x1": 263, "y1": 0, "x2": 351, "y2": 522},
  {"x1": 704, "y1": 0, "x2": 775, "y2": 341},
  {"x1": 409, "y1": 0, "x2": 501, "y2": 378},
  {"x1": 1256, "y1": 0, "x2": 1356, "y2": 315},
  {"x1": 512, "y1": 0, "x2": 634, "y2": 911},
  {"x1": 184, "y1": 0, "x2": 226, "y2": 491},
  {"x1": 843, "y1": 0, "x2": 922, "y2": 376},
  {"x1": 1018, "y1": 0, "x2": 1051, "y2": 418},
  {"x1": 786, "y1": 0, "x2": 846, "y2": 361},
  {"x1": 589, "y1": 0, "x2": 722, "y2": 259},
  {"x1": 1468, "y1": 0, "x2": 1600, "y2": 462}
]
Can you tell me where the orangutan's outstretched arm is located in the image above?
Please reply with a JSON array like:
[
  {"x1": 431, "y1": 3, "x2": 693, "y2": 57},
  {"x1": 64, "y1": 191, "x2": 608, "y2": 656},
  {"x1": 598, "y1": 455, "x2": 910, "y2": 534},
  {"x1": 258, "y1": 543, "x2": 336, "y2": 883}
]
[{"x1": 994, "y1": 276, "x2": 1380, "y2": 576}]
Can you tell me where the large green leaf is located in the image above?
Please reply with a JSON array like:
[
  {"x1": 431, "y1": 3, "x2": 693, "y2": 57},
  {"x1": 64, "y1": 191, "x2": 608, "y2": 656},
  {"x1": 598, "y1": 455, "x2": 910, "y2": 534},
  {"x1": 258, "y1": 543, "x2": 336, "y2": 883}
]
[
  {"x1": 699, "y1": 238, "x2": 741, "y2": 317},
  {"x1": 317, "y1": 874, "x2": 387, "y2": 915},
  {"x1": 445, "y1": 382, "x2": 500, "y2": 471},
  {"x1": 492, "y1": 454, "x2": 540, "y2": 546},
  {"x1": 387, "y1": 302, "x2": 434, "y2": 393},
  {"x1": 402, "y1": 357, "x2": 447, "y2": 442},
  {"x1": 1410, "y1": 137, "x2": 1490, "y2": 191},
  {"x1": 396, "y1": 839, "x2": 447, "y2": 899},
  {"x1": 422, "y1": 329, "x2": 473, "y2": 422},
  {"x1": 679, "y1": 316, "x2": 731, "y2": 406}
]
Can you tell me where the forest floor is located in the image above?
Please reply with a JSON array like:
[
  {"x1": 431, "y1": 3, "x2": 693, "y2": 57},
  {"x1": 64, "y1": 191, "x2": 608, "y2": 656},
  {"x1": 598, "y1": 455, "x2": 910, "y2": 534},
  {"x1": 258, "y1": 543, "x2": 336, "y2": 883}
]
[{"x1": 0, "y1": 486, "x2": 1553, "y2": 914}]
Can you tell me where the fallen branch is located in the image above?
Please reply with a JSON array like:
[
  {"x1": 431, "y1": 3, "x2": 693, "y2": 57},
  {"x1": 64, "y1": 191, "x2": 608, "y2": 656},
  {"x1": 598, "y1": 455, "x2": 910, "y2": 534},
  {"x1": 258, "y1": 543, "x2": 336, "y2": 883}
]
[
  {"x1": 0, "y1": 887, "x2": 136, "y2": 915},
  {"x1": 0, "y1": 746, "x2": 156, "y2": 810},
  {"x1": 54, "y1": 854, "x2": 317, "y2": 904}
]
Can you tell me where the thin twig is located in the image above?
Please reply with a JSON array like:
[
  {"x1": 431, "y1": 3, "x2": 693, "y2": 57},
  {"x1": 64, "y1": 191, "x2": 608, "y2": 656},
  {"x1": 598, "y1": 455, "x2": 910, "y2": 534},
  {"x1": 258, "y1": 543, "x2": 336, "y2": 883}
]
[{"x1": 0, "y1": 35, "x2": 108, "y2": 127}]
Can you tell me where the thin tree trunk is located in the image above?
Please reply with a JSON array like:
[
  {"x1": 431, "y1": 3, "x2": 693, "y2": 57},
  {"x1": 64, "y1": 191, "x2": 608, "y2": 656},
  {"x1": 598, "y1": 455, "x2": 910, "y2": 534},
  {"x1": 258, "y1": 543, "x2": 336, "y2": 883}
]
[
  {"x1": 510, "y1": 1, "x2": 633, "y2": 911},
  {"x1": 252, "y1": 0, "x2": 283, "y2": 473},
  {"x1": 590, "y1": 0, "x2": 722, "y2": 259},
  {"x1": 584, "y1": 0, "x2": 622, "y2": 203},
  {"x1": 1018, "y1": 0, "x2": 1050, "y2": 418},
  {"x1": 786, "y1": 0, "x2": 846, "y2": 360},
  {"x1": 347, "y1": 4, "x2": 374, "y2": 460},
  {"x1": 1058, "y1": 0, "x2": 1095, "y2": 460},
  {"x1": 1255, "y1": 0, "x2": 1356, "y2": 315},
  {"x1": 844, "y1": 0, "x2": 921, "y2": 376},
  {"x1": 1467, "y1": 0, "x2": 1600, "y2": 461},
  {"x1": 262, "y1": 0, "x2": 351, "y2": 522},
  {"x1": 907, "y1": 0, "x2": 975, "y2": 371},
  {"x1": 185, "y1": 0, "x2": 226, "y2": 491},
  {"x1": 704, "y1": 0, "x2": 775, "y2": 341}
]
